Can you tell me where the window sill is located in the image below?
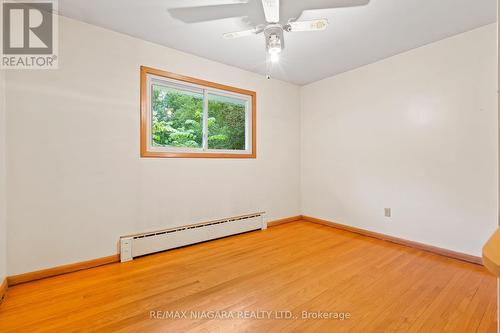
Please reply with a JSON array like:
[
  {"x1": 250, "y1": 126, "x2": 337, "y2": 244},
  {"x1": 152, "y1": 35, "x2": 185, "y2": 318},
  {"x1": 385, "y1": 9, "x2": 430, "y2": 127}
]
[{"x1": 140, "y1": 151, "x2": 256, "y2": 159}]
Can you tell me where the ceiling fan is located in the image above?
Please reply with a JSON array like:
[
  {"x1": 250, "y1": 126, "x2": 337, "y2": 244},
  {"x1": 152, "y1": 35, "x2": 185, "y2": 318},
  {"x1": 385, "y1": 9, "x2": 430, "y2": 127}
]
[
  {"x1": 169, "y1": 0, "x2": 370, "y2": 76},
  {"x1": 223, "y1": 0, "x2": 330, "y2": 64}
]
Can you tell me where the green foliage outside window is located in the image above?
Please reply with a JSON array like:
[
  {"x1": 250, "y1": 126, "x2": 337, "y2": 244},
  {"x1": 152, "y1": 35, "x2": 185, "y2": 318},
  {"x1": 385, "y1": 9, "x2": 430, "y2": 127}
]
[
  {"x1": 207, "y1": 93, "x2": 246, "y2": 150},
  {"x1": 151, "y1": 84, "x2": 247, "y2": 150},
  {"x1": 151, "y1": 85, "x2": 203, "y2": 148}
]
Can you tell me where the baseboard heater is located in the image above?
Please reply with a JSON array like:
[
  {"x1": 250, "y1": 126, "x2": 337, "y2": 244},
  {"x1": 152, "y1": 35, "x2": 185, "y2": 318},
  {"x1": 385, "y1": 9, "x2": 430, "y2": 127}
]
[{"x1": 119, "y1": 212, "x2": 266, "y2": 262}]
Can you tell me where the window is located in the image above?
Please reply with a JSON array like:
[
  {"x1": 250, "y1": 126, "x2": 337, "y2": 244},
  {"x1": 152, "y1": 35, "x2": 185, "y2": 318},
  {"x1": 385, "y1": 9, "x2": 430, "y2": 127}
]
[{"x1": 140, "y1": 66, "x2": 256, "y2": 158}]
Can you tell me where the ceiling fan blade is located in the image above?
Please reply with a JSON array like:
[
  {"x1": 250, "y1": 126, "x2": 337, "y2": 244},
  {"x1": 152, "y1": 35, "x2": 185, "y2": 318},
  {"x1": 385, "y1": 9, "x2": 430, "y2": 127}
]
[
  {"x1": 223, "y1": 28, "x2": 260, "y2": 39},
  {"x1": 287, "y1": 19, "x2": 328, "y2": 32},
  {"x1": 261, "y1": 0, "x2": 279, "y2": 23},
  {"x1": 303, "y1": 0, "x2": 370, "y2": 10},
  {"x1": 169, "y1": 3, "x2": 250, "y2": 24},
  {"x1": 283, "y1": 0, "x2": 370, "y2": 22}
]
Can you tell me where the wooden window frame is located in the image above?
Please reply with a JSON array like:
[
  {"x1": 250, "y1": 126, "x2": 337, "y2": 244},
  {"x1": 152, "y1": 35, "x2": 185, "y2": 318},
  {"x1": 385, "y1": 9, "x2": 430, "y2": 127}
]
[{"x1": 140, "y1": 66, "x2": 256, "y2": 159}]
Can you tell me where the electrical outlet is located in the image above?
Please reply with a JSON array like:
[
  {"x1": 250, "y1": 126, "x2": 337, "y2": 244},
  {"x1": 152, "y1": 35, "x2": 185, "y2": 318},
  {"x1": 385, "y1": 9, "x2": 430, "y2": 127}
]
[
  {"x1": 120, "y1": 237, "x2": 133, "y2": 262},
  {"x1": 384, "y1": 208, "x2": 391, "y2": 218}
]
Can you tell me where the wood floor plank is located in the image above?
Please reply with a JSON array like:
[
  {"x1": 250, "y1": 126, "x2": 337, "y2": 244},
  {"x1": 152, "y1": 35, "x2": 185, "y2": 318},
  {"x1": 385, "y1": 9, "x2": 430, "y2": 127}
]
[{"x1": 0, "y1": 221, "x2": 496, "y2": 332}]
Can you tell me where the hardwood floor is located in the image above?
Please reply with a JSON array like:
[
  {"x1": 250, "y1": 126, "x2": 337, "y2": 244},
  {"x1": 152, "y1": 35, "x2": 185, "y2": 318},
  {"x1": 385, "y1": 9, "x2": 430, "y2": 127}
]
[{"x1": 0, "y1": 221, "x2": 496, "y2": 332}]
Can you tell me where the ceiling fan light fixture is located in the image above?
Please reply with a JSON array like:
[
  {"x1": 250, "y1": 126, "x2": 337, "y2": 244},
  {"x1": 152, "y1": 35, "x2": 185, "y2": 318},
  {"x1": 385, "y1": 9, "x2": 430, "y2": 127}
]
[
  {"x1": 267, "y1": 33, "x2": 282, "y2": 63},
  {"x1": 267, "y1": 33, "x2": 282, "y2": 53}
]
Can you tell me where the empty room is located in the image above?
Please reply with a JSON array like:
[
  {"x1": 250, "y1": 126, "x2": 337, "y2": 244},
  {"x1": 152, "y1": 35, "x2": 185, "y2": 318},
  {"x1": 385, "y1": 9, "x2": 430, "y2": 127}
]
[{"x1": 0, "y1": 0, "x2": 499, "y2": 332}]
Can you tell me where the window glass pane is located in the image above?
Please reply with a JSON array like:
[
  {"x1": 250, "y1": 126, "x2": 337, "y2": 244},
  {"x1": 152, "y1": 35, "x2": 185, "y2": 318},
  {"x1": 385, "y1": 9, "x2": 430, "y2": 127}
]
[
  {"x1": 151, "y1": 84, "x2": 203, "y2": 148},
  {"x1": 207, "y1": 93, "x2": 247, "y2": 150}
]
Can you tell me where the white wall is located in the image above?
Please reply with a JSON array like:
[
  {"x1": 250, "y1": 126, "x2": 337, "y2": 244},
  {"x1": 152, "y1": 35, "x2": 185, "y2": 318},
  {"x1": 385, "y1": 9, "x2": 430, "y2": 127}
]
[
  {"x1": 0, "y1": 64, "x2": 6, "y2": 282},
  {"x1": 5, "y1": 16, "x2": 301, "y2": 275},
  {"x1": 301, "y1": 24, "x2": 498, "y2": 256}
]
